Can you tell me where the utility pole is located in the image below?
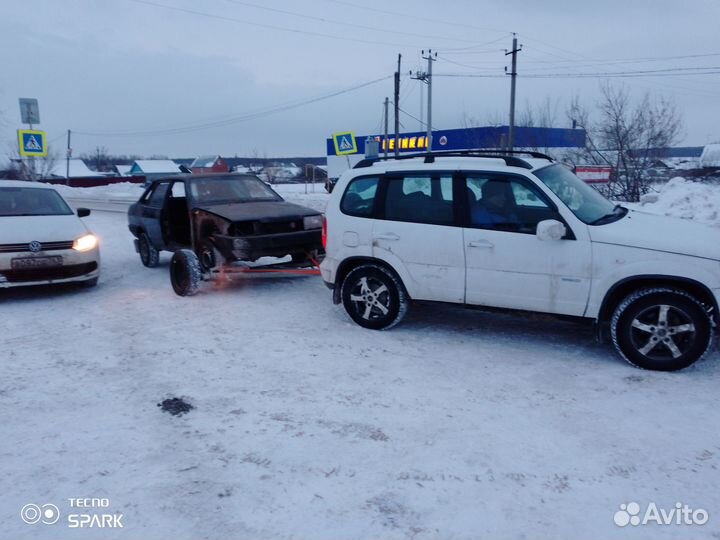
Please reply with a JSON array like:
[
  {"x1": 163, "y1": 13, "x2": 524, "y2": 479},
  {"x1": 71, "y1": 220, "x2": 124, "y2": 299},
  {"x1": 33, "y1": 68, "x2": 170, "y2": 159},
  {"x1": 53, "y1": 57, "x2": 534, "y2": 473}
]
[
  {"x1": 394, "y1": 53, "x2": 401, "y2": 158},
  {"x1": 411, "y1": 49, "x2": 437, "y2": 154},
  {"x1": 505, "y1": 34, "x2": 521, "y2": 152},
  {"x1": 383, "y1": 97, "x2": 389, "y2": 159},
  {"x1": 66, "y1": 129, "x2": 72, "y2": 184}
]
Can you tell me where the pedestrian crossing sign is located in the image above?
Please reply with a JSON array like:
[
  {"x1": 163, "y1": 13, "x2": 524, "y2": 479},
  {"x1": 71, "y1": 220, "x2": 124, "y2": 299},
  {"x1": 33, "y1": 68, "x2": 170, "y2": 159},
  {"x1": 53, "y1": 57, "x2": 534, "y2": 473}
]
[
  {"x1": 18, "y1": 129, "x2": 47, "y2": 157},
  {"x1": 332, "y1": 132, "x2": 357, "y2": 155}
]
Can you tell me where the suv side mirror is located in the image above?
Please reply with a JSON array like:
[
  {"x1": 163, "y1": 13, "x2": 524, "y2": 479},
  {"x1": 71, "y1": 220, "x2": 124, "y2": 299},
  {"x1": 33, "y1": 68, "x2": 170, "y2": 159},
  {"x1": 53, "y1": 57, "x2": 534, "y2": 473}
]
[
  {"x1": 536, "y1": 219, "x2": 566, "y2": 241},
  {"x1": 77, "y1": 208, "x2": 91, "y2": 218}
]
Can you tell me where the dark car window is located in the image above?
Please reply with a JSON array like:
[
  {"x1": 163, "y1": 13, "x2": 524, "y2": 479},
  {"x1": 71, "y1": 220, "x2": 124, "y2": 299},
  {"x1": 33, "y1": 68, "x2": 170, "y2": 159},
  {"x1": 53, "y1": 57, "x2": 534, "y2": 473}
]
[
  {"x1": 340, "y1": 176, "x2": 379, "y2": 217},
  {"x1": 147, "y1": 182, "x2": 169, "y2": 207},
  {"x1": 382, "y1": 175, "x2": 454, "y2": 225},
  {"x1": 465, "y1": 174, "x2": 557, "y2": 234},
  {"x1": 0, "y1": 187, "x2": 73, "y2": 216},
  {"x1": 189, "y1": 176, "x2": 281, "y2": 204}
]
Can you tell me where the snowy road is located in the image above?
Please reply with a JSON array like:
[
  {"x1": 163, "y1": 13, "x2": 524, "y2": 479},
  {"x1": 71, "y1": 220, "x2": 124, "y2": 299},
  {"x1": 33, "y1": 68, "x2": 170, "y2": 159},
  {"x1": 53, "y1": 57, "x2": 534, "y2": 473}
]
[{"x1": 1, "y1": 206, "x2": 719, "y2": 539}]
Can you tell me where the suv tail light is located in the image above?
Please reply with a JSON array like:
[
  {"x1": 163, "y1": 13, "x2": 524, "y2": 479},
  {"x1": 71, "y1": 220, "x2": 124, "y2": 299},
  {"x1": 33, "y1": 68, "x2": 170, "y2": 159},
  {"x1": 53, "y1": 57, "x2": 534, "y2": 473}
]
[{"x1": 321, "y1": 215, "x2": 327, "y2": 249}]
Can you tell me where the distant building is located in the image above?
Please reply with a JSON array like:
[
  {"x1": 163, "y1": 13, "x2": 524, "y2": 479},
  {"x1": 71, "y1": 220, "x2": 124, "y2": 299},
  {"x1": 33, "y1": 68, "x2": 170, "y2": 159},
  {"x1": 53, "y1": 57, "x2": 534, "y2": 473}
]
[
  {"x1": 114, "y1": 164, "x2": 132, "y2": 176},
  {"x1": 326, "y1": 126, "x2": 587, "y2": 180},
  {"x1": 128, "y1": 160, "x2": 183, "y2": 182},
  {"x1": 266, "y1": 161, "x2": 302, "y2": 182},
  {"x1": 699, "y1": 144, "x2": 720, "y2": 169},
  {"x1": 191, "y1": 155, "x2": 229, "y2": 174},
  {"x1": 12, "y1": 158, "x2": 100, "y2": 179}
]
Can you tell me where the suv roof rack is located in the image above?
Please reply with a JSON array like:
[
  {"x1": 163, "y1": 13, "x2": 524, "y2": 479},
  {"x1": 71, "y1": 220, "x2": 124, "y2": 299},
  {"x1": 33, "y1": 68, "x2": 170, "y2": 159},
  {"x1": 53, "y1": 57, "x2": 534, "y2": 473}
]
[{"x1": 353, "y1": 149, "x2": 554, "y2": 170}]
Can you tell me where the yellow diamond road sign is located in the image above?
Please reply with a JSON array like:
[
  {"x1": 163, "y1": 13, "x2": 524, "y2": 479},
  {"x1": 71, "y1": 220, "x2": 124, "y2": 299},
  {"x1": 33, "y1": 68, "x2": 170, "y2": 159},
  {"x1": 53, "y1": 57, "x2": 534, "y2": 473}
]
[
  {"x1": 18, "y1": 129, "x2": 47, "y2": 157},
  {"x1": 333, "y1": 132, "x2": 357, "y2": 155}
]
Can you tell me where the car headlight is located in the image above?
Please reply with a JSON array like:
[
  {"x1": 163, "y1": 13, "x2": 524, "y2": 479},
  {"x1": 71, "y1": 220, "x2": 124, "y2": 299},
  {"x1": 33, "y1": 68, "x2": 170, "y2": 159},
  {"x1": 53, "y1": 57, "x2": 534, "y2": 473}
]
[
  {"x1": 72, "y1": 234, "x2": 98, "y2": 252},
  {"x1": 303, "y1": 215, "x2": 323, "y2": 230}
]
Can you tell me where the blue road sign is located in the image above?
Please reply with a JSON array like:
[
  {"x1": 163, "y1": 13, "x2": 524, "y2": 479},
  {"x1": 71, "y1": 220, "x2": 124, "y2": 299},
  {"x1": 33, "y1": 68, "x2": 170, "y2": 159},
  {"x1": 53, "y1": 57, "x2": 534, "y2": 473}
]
[
  {"x1": 332, "y1": 132, "x2": 357, "y2": 155},
  {"x1": 18, "y1": 129, "x2": 47, "y2": 157}
]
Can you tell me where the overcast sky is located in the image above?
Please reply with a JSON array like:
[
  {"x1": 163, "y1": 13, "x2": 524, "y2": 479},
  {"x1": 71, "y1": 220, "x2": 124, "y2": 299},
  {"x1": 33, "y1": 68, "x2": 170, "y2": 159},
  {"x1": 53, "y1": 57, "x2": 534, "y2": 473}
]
[{"x1": 1, "y1": 0, "x2": 718, "y2": 158}]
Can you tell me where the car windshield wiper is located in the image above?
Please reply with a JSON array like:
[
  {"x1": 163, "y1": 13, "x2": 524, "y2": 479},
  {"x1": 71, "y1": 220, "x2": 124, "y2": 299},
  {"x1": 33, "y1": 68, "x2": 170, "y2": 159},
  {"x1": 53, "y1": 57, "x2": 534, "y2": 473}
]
[{"x1": 589, "y1": 204, "x2": 628, "y2": 225}]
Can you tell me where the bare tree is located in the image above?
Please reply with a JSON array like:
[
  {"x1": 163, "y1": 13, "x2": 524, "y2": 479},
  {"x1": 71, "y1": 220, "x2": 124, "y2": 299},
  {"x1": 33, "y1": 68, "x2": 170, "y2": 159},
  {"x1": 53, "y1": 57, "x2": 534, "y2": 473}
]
[
  {"x1": 564, "y1": 96, "x2": 613, "y2": 168},
  {"x1": 6, "y1": 141, "x2": 59, "y2": 181},
  {"x1": 567, "y1": 83, "x2": 682, "y2": 201},
  {"x1": 518, "y1": 97, "x2": 560, "y2": 129},
  {"x1": 80, "y1": 146, "x2": 111, "y2": 172}
]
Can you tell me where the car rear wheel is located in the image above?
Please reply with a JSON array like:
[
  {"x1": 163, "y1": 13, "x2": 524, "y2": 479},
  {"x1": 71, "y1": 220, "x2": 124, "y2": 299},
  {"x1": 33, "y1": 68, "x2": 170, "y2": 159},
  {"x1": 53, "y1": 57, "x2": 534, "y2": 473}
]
[
  {"x1": 170, "y1": 249, "x2": 202, "y2": 297},
  {"x1": 611, "y1": 287, "x2": 714, "y2": 371},
  {"x1": 139, "y1": 233, "x2": 159, "y2": 268},
  {"x1": 341, "y1": 263, "x2": 408, "y2": 330}
]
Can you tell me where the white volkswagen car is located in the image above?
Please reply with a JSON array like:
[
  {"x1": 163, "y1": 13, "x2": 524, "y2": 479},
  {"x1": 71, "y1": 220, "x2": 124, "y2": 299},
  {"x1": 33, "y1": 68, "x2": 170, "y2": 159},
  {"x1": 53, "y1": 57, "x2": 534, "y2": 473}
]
[
  {"x1": 321, "y1": 151, "x2": 719, "y2": 371},
  {"x1": 0, "y1": 181, "x2": 100, "y2": 289}
]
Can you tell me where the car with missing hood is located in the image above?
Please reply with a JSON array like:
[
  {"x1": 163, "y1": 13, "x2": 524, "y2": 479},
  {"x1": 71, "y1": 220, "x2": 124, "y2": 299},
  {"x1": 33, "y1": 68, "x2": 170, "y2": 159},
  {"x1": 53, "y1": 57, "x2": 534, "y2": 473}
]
[
  {"x1": 0, "y1": 180, "x2": 100, "y2": 289},
  {"x1": 127, "y1": 174, "x2": 324, "y2": 294}
]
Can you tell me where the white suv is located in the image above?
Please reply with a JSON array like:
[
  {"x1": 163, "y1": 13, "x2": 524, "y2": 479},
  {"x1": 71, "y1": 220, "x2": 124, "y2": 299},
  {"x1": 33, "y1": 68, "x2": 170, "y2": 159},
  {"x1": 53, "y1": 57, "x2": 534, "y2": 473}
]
[{"x1": 320, "y1": 151, "x2": 719, "y2": 371}]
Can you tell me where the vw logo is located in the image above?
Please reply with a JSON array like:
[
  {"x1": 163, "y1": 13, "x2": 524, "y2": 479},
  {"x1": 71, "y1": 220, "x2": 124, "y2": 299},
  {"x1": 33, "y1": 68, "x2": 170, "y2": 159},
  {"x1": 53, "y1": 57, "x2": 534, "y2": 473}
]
[{"x1": 28, "y1": 241, "x2": 42, "y2": 253}]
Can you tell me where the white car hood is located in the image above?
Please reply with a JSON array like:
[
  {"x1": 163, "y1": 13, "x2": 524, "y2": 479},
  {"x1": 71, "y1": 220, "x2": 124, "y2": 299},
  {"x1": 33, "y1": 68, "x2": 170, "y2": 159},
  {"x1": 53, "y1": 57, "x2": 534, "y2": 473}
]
[
  {"x1": 589, "y1": 209, "x2": 720, "y2": 261},
  {"x1": 0, "y1": 215, "x2": 88, "y2": 244}
]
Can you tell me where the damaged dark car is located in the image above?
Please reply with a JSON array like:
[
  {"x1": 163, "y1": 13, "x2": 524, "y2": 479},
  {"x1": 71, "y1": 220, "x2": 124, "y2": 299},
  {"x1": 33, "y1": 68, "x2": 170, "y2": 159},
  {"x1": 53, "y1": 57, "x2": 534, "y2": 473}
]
[{"x1": 127, "y1": 174, "x2": 324, "y2": 295}]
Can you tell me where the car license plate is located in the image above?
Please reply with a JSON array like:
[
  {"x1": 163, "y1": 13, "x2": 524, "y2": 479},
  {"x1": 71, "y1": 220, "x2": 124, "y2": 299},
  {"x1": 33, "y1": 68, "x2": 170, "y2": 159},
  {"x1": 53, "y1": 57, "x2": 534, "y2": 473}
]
[{"x1": 11, "y1": 256, "x2": 63, "y2": 269}]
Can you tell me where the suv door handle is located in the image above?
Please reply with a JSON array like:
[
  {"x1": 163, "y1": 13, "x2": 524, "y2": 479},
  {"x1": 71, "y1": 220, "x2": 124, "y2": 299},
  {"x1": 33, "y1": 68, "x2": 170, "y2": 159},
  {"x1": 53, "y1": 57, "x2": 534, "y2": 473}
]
[
  {"x1": 468, "y1": 239, "x2": 494, "y2": 248},
  {"x1": 374, "y1": 233, "x2": 400, "y2": 241}
]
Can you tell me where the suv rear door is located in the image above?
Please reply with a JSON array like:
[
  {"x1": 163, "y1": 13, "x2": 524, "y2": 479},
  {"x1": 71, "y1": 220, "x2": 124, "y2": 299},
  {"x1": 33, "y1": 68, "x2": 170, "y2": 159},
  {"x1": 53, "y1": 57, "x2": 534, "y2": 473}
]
[
  {"x1": 373, "y1": 173, "x2": 465, "y2": 303},
  {"x1": 462, "y1": 172, "x2": 591, "y2": 316}
]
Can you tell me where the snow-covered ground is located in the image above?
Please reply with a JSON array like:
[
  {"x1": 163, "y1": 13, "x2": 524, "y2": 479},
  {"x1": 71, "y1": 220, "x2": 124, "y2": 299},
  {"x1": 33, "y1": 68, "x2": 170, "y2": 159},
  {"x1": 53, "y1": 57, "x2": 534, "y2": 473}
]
[
  {"x1": 2, "y1": 179, "x2": 720, "y2": 540},
  {"x1": 638, "y1": 177, "x2": 720, "y2": 227}
]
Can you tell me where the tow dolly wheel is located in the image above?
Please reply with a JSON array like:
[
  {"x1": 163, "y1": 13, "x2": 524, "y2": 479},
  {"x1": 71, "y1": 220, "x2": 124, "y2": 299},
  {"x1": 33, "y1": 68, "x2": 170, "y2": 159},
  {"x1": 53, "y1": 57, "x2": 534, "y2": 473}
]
[
  {"x1": 198, "y1": 240, "x2": 219, "y2": 271},
  {"x1": 170, "y1": 249, "x2": 202, "y2": 296}
]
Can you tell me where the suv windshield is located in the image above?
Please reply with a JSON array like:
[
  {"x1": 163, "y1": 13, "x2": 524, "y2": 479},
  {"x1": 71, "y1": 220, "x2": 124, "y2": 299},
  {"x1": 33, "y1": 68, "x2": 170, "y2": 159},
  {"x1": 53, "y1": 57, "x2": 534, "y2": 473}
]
[
  {"x1": 189, "y1": 176, "x2": 282, "y2": 204},
  {"x1": 0, "y1": 187, "x2": 74, "y2": 216},
  {"x1": 534, "y1": 163, "x2": 626, "y2": 225}
]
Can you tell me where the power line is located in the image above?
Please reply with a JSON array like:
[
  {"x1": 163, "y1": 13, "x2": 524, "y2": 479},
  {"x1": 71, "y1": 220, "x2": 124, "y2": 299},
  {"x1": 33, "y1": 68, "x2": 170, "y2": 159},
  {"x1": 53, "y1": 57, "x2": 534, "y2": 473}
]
[
  {"x1": 434, "y1": 67, "x2": 720, "y2": 79},
  {"x1": 442, "y1": 35, "x2": 512, "y2": 52},
  {"x1": 125, "y1": 0, "x2": 421, "y2": 48},
  {"x1": 519, "y1": 51, "x2": 720, "y2": 67},
  {"x1": 438, "y1": 54, "x2": 503, "y2": 71},
  {"x1": 75, "y1": 75, "x2": 392, "y2": 137},
  {"x1": 318, "y1": 0, "x2": 510, "y2": 35},
  {"x1": 221, "y1": 0, "x2": 477, "y2": 44},
  {"x1": 391, "y1": 101, "x2": 431, "y2": 129}
]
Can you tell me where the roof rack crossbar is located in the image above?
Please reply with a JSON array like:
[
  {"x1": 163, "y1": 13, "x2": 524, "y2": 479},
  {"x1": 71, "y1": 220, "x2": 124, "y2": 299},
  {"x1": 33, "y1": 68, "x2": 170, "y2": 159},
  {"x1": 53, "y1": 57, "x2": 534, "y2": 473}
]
[{"x1": 353, "y1": 149, "x2": 552, "y2": 170}]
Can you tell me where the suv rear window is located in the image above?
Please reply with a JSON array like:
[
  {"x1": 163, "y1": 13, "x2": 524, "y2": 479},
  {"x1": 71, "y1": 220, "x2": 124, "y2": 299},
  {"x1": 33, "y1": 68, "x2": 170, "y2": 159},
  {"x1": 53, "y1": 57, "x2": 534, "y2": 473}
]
[
  {"x1": 341, "y1": 176, "x2": 379, "y2": 217},
  {"x1": 382, "y1": 175, "x2": 454, "y2": 225}
]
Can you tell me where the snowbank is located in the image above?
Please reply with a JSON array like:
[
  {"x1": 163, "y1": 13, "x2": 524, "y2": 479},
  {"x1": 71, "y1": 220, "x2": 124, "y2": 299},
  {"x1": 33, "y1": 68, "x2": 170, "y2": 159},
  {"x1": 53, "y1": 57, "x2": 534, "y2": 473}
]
[
  {"x1": 54, "y1": 180, "x2": 331, "y2": 212},
  {"x1": 53, "y1": 181, "x2": 143, "y2": 202},
  {"x1": 638, "y1": 177, "x2": 720, "y2": 227}
]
